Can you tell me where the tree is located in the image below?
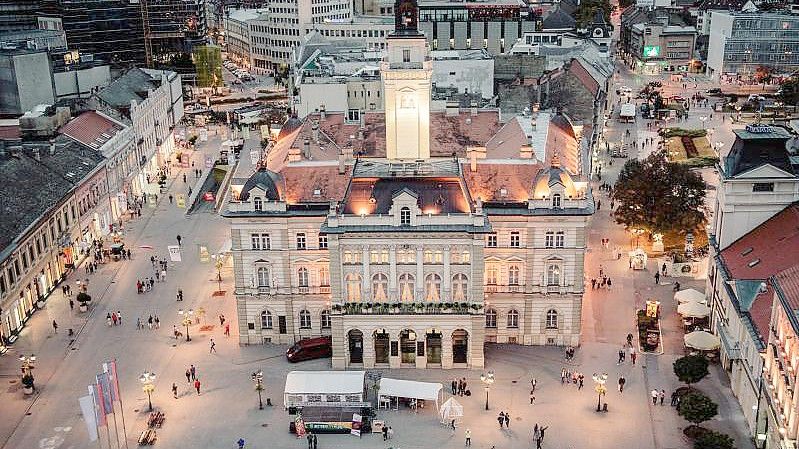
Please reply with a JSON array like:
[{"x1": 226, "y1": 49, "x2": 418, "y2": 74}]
[
  {"x1": 573, "y1": 0, "x2": 612, "y2": 28},
  {"x1": 612, "y1": 152, "x2": 707, "y2": 236},
  {"x1": 780, "y1": 76, "x2": 799, "y2": 106},
  {"x1": 76, "y1": 292, "x2": 91, "y2": 304},
  {"x1": 754, "y1": 65, "x2": 774, "y2": 84},
  {"x1": 678, "y1": 392, "x2": 718, "y2": 426},
  {"x1": 694, "y1": 431, "x2": 734, "y2": 449},
  {"x1": 674, "y1": 354, "x2": 710, "y2": 386}
]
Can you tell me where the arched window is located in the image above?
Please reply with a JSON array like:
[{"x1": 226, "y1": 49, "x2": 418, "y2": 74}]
[
  {"x1": 507, "y1": 309, "x2": 519, "y2": 328},
  {"x1": 452, "y1": 273, "x2": 468, "y2": 301},
  {"x1": 546, "y1": 309, "x2": 559, "y2": 329},
  {"x1": 372, "y1": 273, "x2": 388, "y2": 301},
  {"x1": 260, "y1": 310, "x2": 273, "y2": 329},
  {"x1": 552, "y1": 194, "x2": 561, "y2": 208},
  {"x1": 254, "y1": 197, "x2": 263, "y2": 211},
  {"x1": 399, "y1": 273, "x2": 415, "y2": 301},
  {"x1": 319, "y1": 267, "x2": 330, "y2": 286},
  {"x1": 299, "y1": 309, "x2": 311, "y2": 329},
  {"x1": 257, "y1": 266, "x2": 270, "y2": 287},
  {"x1": 485, "y1": 308, "x2": 497, "y2": 328},
  {"x1": 547, "y1": 263, "x2": 561, "y2": 286},
  {"x1": 508, "y1": 264, "x2": 520, "y2": 285},
  {"x1": 297, "y1": 267, "x2": 309, "y2": 287},
  {"x1": 345, "y1": 273, "x2": 362, "y2": 301},
  {"x1": 320, "y1": 309, "x2": 331, "y2": 329},
  {"x1": 486, "y1": 266, "x2": 499, "y2": 285},
  {"x1": 400, "y1": 207, "x2": 411, "y2": 225},
  {"x1": 425, "y1": 273, "x2": 442, "y2": 301}
]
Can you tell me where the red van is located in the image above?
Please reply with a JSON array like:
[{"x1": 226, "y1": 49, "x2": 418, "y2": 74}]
[{"x1": 286, "y1": 336, "x2": 332, "y2": 362}]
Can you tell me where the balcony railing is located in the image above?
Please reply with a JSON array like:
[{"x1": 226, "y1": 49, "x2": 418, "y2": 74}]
[{"x1": 332, "y1": 301, "x2": 483, "y2": 315}]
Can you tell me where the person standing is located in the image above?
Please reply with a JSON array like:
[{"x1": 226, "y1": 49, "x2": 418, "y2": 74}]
[
  {"x1": 312, "y1": 434, "x2": 318, "y2": 449},
  {"x1": 194, "y1": 378, "x2": 201, "y2": 395},
  {"x1": 530, "y1": 389, "x2": 536, "y2": 404},
  {"x1": 659, "y1": 389, "x2": 666, "y2": 405},
  {"x1": 224, "y1": 323, "x2": 230, "y2": 337},
  {"x1": 504, "y1": 412, "x2": 510, "y2": 428},
  {"x1": 654, "y1": 271, "x2": 660, "y2": 284},
  {"x1": 176, "y1": 235, "x2": 182, "y2": 246},
  {"x1": 465, "y1": 429, "x2": 471, "y2": 447},
  {"x1": 307, "y1": 433, "x2": 313, "y2": 449},
  {"x1": 190, "y1": 364, "x2": 196, "y2": 381},
  {"x1": 651, "y1": 389, "x2": 659, "y2": 405},
  {"x1": 630, "y1": 346, "x2": 637, "y2": 365},
  {"x1": 185, "y1": 368, "x2": 191, "y2": 383},
  {"x1": 172, "y1": 383, "x2": 178, "y2": 398},
  {"x1": 531, "y1": 377, "x2": 537, "y2": 393},
  {"x1": 451, "y1": 378, "x2": 457, "y2": 395},
  {"x1": 52, "y1": 320, "x2": 58, "y2": 333}
]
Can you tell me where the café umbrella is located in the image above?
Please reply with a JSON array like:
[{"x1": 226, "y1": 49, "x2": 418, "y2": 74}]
[
  {"x1": 684, "y1": 331, "x2": 721, "y2": 351},
  {"x1": 677, "y1": 301, "x2": 711, "y2": 318},
  {"x1": 675, "y1": 288, "x2": 706, "y2": 304}
]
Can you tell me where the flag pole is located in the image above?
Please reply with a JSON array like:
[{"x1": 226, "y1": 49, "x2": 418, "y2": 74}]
[
  {"x1": 114, "y1": 359, "x2": 131, "y2": 449},
  {"x1": 110, "y1": 410, "x2": 122, "y2": 449},
  {"x1": 88, "y1": 388, "x2": 103, "y2": 449}
]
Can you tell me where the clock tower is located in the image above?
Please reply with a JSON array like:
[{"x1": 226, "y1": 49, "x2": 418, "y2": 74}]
[{"x1": 382, "y1": 0, "x2": 432, "y2": 160}]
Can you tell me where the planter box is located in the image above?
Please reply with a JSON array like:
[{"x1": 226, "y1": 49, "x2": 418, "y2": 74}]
[
  {"x1": 79, "y1": 303, "x2": 88, "y2": 313},
  {"x1": 22, "y1": 386, "x2": 34, "y2": 395}
]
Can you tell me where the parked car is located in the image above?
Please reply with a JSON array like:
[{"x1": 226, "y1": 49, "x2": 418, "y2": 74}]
[
  {"x1": 748, "y1": 94, "x2": 767, "y2": 102},
  {"x1": 705, "y1": 88, "x2": 722, "y2": 95},
  {"x1": 286, "y1": 336, "x2": 333, "y2": 362}
]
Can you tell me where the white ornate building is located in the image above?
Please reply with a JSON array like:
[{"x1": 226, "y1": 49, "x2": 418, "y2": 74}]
[{"x1": 223, "y1": 0, "x2": 593, "y2": 369}]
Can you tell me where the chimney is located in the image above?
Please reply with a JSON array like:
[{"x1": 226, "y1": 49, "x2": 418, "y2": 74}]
[
  {"x1": 468, "y1": 148, "x2": 478, "y2": 172},
  {"x1": 445, "y1": 101, "x2": 459, "y2": 117},
  {"x1": 49, "y1": 140, "x2": 56, "y2": 155},
  {"x1": 288, "y1": 147, "x2": 301, "y2": 162},
  {"x1": 311, "y1": 121, "x2": 319, "y2": 143},
  {"x1": 338, "y1": 151, "x2": 346, "y2": 174},
  {"x1": 303, "y1": 138, "x2": 311, "y2": 159},
  {"x1": 470, "y1": 102, "x2": 478, "y2": 116},
  {"x1": 319, "y1": 105, "x2": 326, "y2": 121}
]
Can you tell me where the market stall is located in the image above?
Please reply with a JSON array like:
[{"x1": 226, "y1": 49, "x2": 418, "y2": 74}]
[
  {"x1": 283, "y1": 371, "x2": 366, "y2": 409},
  {"x1": 629, "y1": 248, "x2": 648, "y2": 270},
  {"x1": 378, "y1": 378, "x2": 443, "y2": 411},
  {"x1": 439, "y1": 397, "x2": 463, "y2": 426}
]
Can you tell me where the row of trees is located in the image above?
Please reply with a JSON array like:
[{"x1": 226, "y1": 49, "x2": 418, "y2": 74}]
[{"x1": 673, "y1": 355, "x2": 735, "y2": 449}]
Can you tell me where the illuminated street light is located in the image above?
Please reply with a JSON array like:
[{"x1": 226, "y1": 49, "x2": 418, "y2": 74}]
[
  {"x1": 140, "y1": 371, "x2": 156, "y2": 412},
  {"x1": 480, "y1": 370, "x2": 495, "y2": 411},
  {"x1": 251, "y1": 370, "x2": 265, "y2": 410},
  {"x1": 178, "y1": 308, "x2": 194, "y2": 341},
  {"x1": 592, "y1": 372, "x2": 608, "y2": 412}
]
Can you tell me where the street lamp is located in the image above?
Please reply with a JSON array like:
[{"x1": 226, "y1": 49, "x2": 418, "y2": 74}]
[
  {"x1": 480, "y1": 370, "x2": 495, "y2": 411},
  {"x1": 251, "y1": 370, "x2": 264, "y2": 410},
  {"x1": 178, "y1": 308, "x2": 194, "y2": 341},
  {"x1": 140, "y1": 371, "x2": 156, "y2": 412},
  {"x1": 592, "y1": 373, "x2": 608, "y2": 412},
  {"x1": 211, "y1": 253, "x2": 224, "y2": 293}
]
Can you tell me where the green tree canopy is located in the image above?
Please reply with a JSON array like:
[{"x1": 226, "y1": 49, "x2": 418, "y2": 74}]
[
  {"x1": 693, "y1": 431, "x2": 734, "y2": 449},
  {"x1": 780, "y1": 76, "x2": 799, "y2": 106},
  {"x1": 573, "y1": 0, "x2": 612, "y2": 28},
  {"x1": 678, "y1": 392, "x2": 718, "y2": 425},
  {"x1": 674, "y1": 354, "x2": 710, "y2": 386},
  {"x1": 612, "y1": 151, "x2": 707, "y2": 235}
]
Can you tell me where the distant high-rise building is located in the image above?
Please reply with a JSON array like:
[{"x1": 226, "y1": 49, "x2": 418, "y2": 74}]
[{"x1": 0, "y1": 0, "x2": 41, "y2": 32}]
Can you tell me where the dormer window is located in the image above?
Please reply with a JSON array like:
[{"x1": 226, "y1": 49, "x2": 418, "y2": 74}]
[
  {"x1": 552, "y1": 194, "x2": 561, "y2": 208},
  {"x1": 400, "y1": 207, "x2": 411, "y2": 225},
  {"x1": 254, "y1": 197, "x2": 263, "y2": 211}
]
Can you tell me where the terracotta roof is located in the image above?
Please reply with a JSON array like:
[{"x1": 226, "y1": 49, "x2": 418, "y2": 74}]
[
  {"x1": 281, "y1": 164, "x2": 351, "y2": 204},
  {"x1": 59, "y1": 111, "x2": 122, "y2": 148},
  {"x1": 775, "y1": 265, "x2": 799, "y2": 312},
  {"x1": 343, "y1": 177, "x2": 470, "y2": 215},
  {"x1": 720, "y1": 202, "x2": 799, "y2": 280},
  {"x1": 569, "y1": 59, "x2": 600, "y2": 98},
  {"x1": 462, "y1": 162, "x2": 543, "y2": 202},
  {"x1": 485, "y1": 118, "x2": 530, "y2": 159}
]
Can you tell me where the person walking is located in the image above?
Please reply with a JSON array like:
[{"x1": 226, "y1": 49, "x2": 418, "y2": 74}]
[
  {"x1": 504, "y1": 412, "x2": 510, "y2": 428},
  {"x1": 52, "y1": 320, "x2": 58, "y2": 333},
  {"x1": 237, "y1": 438, "x2": 246, "y2": 449},
  {"x1": 531, "y1": 377, "x2": 537, "y2": 393},
  {"x1": 465, "y1": 429, "x2": 471, "y2": 447},
  {"x1": 618, "y1": 348, "x2": 625, "y2": 364},
  {"x1": 185, "y1": 369, "x2": 191, "y2": 383},
  {"x1": 670, "y1": 390, "x2": 679, "y2": 406},
  {"x1": 312, "y1": 433, "x2": 318, "y2": 449},
  {"x1": 176, "y1": 289, "x2": 184, "y2": 301},
  {"x1": 69, "y1": 299, "x2": 74, "y2": 311},
  {"x1": 307, "y1": 433, "x2": 313, "y2": 449},
  {"x1": 651, "y1": 389, "x2": 659, "y2": 405},
  {"x1": 224, "y1": 323, "x2": 230, "y2": 336},
  {"x1": 618, "y1": 375, "x2": 626, "y2": 393},
  {"x1": 176, "y1": 235, "x2": 182, "y2": 246},
  {"x1": 219, "y1": 314, "x2": 225, "y2": 326},
  {"x1": 659, "y1": 389, "x2": 666, "y2": 405},
  {"x1": 451, "y1": 379, "x2": 457, "y2": 395},
  {"x1": 630, "y1": 346, "x2": 637, "y2": 365},
  {"x1": 172, "y1": 383, "x2": 178, "y2": 398},
  {"x1": 209, "y1": 338, "x2": 217, "y2": 353},
  {"x1": 116, "y1": 311, "x2": 122, "y2": 325},
  {"x1": 654, "y1": 271, "x2": 661, "y2": 284},
  {"x1": 190, "y1": 364, "x2": 196, "y2": 381},
  {"x1": 530, "y1": 389, "x2": 536, "y2": 404},
  {"x1": 168, "y1": 194, "x2": 173, "y2": 204},
  {"x1": 194, "y1": 378, "x2": 201, "y2": 395},
  {"x1": 497, "y1": 412, "x2": 504, "y2": 428}
]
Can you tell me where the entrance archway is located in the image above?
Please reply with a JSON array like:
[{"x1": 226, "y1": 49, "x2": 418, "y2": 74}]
[
  {"x1": 452, "y1": 329, "x2": 469, "y2": 364},
  {"x1": 399, "y1": 329, "x2": 417, "y2": 364},
  {"x1": 373, "y1": 330, "x2": 389, "y2": 364},
  {"x1": 348, "y1": 329, "x2": 364, "y2": 364},
  {"x1": 426, "y1": 330, "x2": 442, "y2": 364}
]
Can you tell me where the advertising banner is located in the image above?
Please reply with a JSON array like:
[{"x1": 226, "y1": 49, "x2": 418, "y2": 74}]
[{"x1": 168, "y1": 245, "x2": 182, "y2": 262}]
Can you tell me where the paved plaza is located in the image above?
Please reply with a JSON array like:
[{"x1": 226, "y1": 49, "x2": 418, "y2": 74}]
[{"x1": 0, "y1": 59, "x2": 762, "y2": 449}]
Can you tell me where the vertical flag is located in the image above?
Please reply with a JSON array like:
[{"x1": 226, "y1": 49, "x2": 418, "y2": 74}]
[
  {"x1": 89, "y1": 384, "x2": 107, "y2": 427},
  {"x1": 96, "y1": 373, "x2": 114, "y2": 416},
  {"x1": 103, "y1": 361, "x2": 120, "y2": 402},
  {"x1": 78, "y1": 395, "x2": 99, "y2": 441}
]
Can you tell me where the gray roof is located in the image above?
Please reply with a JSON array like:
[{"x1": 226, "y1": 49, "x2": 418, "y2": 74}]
[
  {"x1": 95, "y1": 68, "x2": 160, "y2": 109},
  {"x1": 542, "y1": 8, "x2": 577, "y2": 31},
  {"x1": 0, "y1": 136, "x2": 105, "y2": 257}
]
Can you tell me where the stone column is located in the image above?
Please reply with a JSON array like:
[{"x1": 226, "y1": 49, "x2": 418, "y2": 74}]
[
  {"x1": 442, "y1": 333, "x2": 454, "y2": 369},
  {"x1": 331, "y1": 315, "x2": 347, "y2": 369},
  {"x1": 443, "y1": 246, "x2": 451, "y2": 301},
  {"x1": 363, "y1": 330, "x2": 376, "y2": 368},
  {"x1": 389, "y1": 245, "x2": 397, "y2": 300},
  {"x1": 416, "y1": 246, "x2": 424, "y2": 300},
  {"x1": 416, "y1": 338, "x2": 427, "y2": 369},
  {"x1": 362, "y1": 245, "x2": 370, "y2": 300}
]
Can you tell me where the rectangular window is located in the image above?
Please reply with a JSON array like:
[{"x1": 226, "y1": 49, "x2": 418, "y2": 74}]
[
  {"x1": 402, "y1": 48, "x2": 411, "y2": 62},
  {"x1": 510, "y1": 231, "x2": 520, "y2": 248},
  {"x1": 296, "y1": 233, "x2": 306, "y2": 250},
  {"x1": 487, "y1": 234, "x2": 497, "y2": 248},
  {"x1": 318, "y1": 234, "x2": 328, "y2": 249},
  {"x1": 555, "y1": 232, "x2": 565, "y2": 248},
  {"x1": 251, "y1": 234, "x2": 261, "y2": 250},
  {"x1": 545, "y1": 232, "x2": 554, "y2": 248},
  {"x1": 752, "y1": 182, "x2": 774, "y2": 192}
]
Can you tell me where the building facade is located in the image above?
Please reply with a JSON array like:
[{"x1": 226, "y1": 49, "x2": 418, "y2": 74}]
[
  {"x1": 224, "y1": 0, "x2": 591, "y2": 369},
  {"x1": 223, "y1": 8, "x2": 270, "y2": 73},
  {"x1": 706, "y1": 10, "x2": 799, "y2": 80},
  {"x1": 627, "y1": 22, "x2": 697, "y2": 74}
]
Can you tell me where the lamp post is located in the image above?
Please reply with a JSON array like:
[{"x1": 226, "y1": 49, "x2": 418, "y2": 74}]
[
  {"x1": 592, "y1": 372, "x2": 608, "y2": 412},
  {"x1": 178, "y1": 308, "x2": 194, "y2": 341},
  {"x1": 19, "y1": 354, "x2": 36, "y2": 375},
  {"x1": 480, "y1": 370, "x2": 495, "y2": 411},
  {"x1": 140, "y1": 371, "x2": 156, "y2": 412},
  {"x1": 251, "y1": 370, "x2": 264, "y2": 410},
  {"x1": 212, "y1": 253, "x2": 224, "y2": 293}
]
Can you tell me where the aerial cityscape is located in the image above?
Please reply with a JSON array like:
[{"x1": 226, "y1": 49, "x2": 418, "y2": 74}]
[{"x1": 0, "y1": 0, "x2": 798, "y2": 448}]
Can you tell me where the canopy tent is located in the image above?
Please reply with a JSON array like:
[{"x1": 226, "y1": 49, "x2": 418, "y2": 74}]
[
  {"x1": 378, "y1": 378, "x2": 444, "y2": 410},
  {"x1": 677, "y1": 301, "x2": 711, "y2": 318},
  {"x1": 439, "y1": 397, "x2": 464, "y2": 424},
  {"x1": 684, "y1": 331, "x2": 721, "y2": 351},
  {"x1": 284, "y1": 371, "x2": 365, "y2": 408},
  {"x1": 675, "y1": 288, "x2": 706, "y2": 304},
  {"x1": 629, "y1": 248, "x2": 647, "y2": 270}
]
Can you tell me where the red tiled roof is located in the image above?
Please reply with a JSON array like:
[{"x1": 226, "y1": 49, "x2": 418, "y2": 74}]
[
  {"x1": 720, "y1": 202, "x2": 799, "y2": 279},
  {"x1": 775, "y1": 265, "x2": 799, "y2": 312},
  {"x1": 462, "y1": 163, "x2": 543, "y2": 202},
  {"x1": 281, "y1": 165, "x2": 351, "y2": 204},
  {"x1": 59, "y1": 111, "x2": 121, "y2": 147},
  {"x1": 749, "y1": 283, "x2": 773, "y2": 346},
  {"x1": 569, "y1": 59, "x2": 600, "y2": 98}
]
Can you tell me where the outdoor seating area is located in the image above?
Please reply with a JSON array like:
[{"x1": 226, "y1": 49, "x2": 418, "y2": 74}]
[{"x1": 675, "y1": 289, "x2": 719, "y2": 360}]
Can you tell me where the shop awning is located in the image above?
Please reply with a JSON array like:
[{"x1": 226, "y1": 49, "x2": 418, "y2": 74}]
[
  {"x1": 284, "y1": 371, "x2": 365, "y2": 395},
  {"x1": 378, "y1": 378, "x2": 443, "y2": 402}
]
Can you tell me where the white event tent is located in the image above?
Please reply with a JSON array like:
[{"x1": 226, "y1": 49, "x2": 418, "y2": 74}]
[
  {"x1": 283, "y1": 371, "x2": 366, "y2": 408},
  {"x1": 378, "y1": 378, "x2": 444, "y2": 410}
]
